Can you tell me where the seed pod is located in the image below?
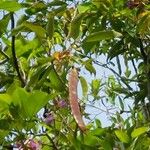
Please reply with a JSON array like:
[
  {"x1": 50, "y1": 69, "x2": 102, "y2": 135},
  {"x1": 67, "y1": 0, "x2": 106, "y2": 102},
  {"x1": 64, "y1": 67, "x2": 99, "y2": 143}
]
[{"x1": 68, "y1": 68, "x2": 86, "y2": 132}]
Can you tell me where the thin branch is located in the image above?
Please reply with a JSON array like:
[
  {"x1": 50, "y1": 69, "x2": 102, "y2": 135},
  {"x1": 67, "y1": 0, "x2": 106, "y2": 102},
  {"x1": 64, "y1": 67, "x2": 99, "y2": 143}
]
[
  {"x1": 138, "y1": 38, "x2": 147, "y2": 63},
  {"x1": 0, "y1": 59, "x2": 8, "y2": 65},
  {"x1": 45, "y1": 133, "x2": 58, "y2": 150},
  {"x1": 0, "y1": 49, "x2": 9, "y2": 60},
  {"x1": 93, "y1": 59, "x2": 133, "y2": 91},
  {"x1": 10, "y1": 13, "x2": 25, "y2": 87}
]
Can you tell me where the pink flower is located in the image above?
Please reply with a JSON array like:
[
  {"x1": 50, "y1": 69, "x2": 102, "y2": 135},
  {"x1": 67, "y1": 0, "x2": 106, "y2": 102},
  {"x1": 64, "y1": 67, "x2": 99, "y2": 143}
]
[
  {"x1": 57, "y1": 100, "x2": 67, "y2": 108},
  {"x1": 28, "y1": 139, "x2": 40, "y2": 150},
  {"x1": 126, "y1": 1, "x2": 139, "y2": 9},
  {"x1": 44, "y1": 113, "x2": 54, "y2": 125}
]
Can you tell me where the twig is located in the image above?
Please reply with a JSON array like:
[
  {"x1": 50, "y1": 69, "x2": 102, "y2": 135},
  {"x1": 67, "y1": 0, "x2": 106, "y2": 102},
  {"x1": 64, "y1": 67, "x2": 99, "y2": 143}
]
[
  {"x1": 45, "y1": 133, "x2": 58, "y2": 150},
  {"x1": 10, "y1": 13, "x2": 25, "y2": 87},
  {"x1": 0, "y1": 49, "x2": 9, "y2": 60}
]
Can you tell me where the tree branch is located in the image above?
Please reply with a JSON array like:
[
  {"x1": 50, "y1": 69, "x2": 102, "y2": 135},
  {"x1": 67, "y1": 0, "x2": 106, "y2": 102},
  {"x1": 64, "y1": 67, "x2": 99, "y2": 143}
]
[
  {"x1": 45, "y1": 133, "x2": 58, "y2": 150},
  {"x1": 10, "y1": 13, "x2": 25, "y2": 87}
]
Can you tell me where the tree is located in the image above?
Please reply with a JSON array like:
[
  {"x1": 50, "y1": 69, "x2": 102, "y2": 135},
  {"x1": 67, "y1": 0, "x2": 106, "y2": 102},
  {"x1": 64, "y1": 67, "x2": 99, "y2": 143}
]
[{"x1": 0, "y1": 0, "x2": 150, "y2": 149}]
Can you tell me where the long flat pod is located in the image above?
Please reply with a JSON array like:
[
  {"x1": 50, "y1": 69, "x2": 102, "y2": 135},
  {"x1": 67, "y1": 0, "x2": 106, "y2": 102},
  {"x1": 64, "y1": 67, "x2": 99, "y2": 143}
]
[{"x1": 68, "y1": 68, "x2": 86, "y2": 132}]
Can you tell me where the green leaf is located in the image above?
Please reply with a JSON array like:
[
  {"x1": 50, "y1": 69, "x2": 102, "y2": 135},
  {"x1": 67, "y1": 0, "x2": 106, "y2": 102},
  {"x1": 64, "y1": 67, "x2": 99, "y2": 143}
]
[
  {"x1": 101, "y1": 139, "x2": 112, "y2": 150},
  {"x1": 0, "y1": 119, "x2": 11, "y2": 130},
  {"x1": 77, "y1": 3, "x2": 92, "y2": 13},
  {"x1": 23, "y1": 21, "x2": 46, "y2": 38},
  {"x1": 0, "y1": 14, "x2": 10, "y2": 35},
  {"x1": 48, "y1": 67, "x2": 66, "y2": 92},
  {"x1": 108, "y1": 40, "x2": 125, "y2": 60},
  {"x1": 82, "y1": 41, "x2": 98, "y2": 54},
  {"x1": 48, "y1": 1, "x2": 66, "y2": 6},
  {"x1": 137, "y1": 12, "x2": 150, "y2": 35},
  {"x1": 90, "y1": 128, "x2": 105, "y2": 136},
  {"x1": 0, "y1": 1, "x2": 22, "y2": 12},
  {"x1": 84, "y1": 133, "x2": 100, "y2": 146},
  {"x1": 84, "y1": 60, "x2": 96, "y2": 75},
  {"x1": 52, "y1": 5, "x2": 67, "y2": 15},
  {"x1": 95, "y1": 119, "x2": 102, "y2": 128},
  {"x1": 131, "y1": 127, "x2": 149, "y2": 138},
  {"x1": 46, "y1": 14, "x2": 54, "y2": 39},
  {"x1": 27, "y1": 65, "x2": 48, "y2": 87},
  {"x1": 16, "y1": 15, "x2": 29, "y2": 26},
  {"x1": 115, "y1": 130, "x2": 130, "y2": 143},
  {"x1": 80, "y1": 76, "x2": 88, "y2": 97},
  {"x1": 11, "y1": 87, "x2": 29, "y2": 109},
  {"x1": 25, "y1": 1, "x2": 47, "y2": 15},
  {"x1": 68, "y1": 13, "x2": 85, "y2": 39},
  {"x1": 0, "y1": 94, "x2": 11, "y2": 114},
  {"x1": 91, "y1": 79, "x2": 101, "y2": 100},
  {"x1": 11, "y1": 87, "x2": 49, "y2": 118},
  {"x1": 22, "y1": 91, "x2": 49, "y2": 118},
  {"x1": 85, "y1": 30, "x2": 122, "y2": 42}
]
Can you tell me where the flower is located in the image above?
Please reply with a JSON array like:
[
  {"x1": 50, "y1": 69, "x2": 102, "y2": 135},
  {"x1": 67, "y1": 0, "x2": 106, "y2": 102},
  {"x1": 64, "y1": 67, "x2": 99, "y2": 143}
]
[
  {"x1": 57, "y1": 100, "x2": 67, "y2": 108},
  {"x1": 126, "y1": 1, "x2": 139, "y2": 9},
  {"x1": 28, "y1": 139, "x2": 41, "y2": 150},
  {"x1": 44, "y1": 113, "x2": 54, "y2": 125}
]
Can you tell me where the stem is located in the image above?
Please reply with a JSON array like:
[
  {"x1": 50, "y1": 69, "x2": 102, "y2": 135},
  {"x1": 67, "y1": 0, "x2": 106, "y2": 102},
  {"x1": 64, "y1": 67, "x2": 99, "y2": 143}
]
[
  {"x1": 45, "y1": 134, "x2": 58, "y2": 150},
  {"x1": 10, "y1": 13, "x2": 25, "y2": 87}
]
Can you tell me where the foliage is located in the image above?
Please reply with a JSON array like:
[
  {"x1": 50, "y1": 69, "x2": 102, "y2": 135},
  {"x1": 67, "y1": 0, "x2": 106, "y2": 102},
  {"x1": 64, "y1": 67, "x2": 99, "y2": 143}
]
[{"x1": 0, "y1": 0, "x2": 150, "y2": 149}]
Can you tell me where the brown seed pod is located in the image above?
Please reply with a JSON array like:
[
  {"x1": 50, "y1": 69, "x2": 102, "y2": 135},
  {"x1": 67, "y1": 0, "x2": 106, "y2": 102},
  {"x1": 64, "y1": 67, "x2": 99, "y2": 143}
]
[{"x1": 68, "y1": 67, "x2": 86, "y2": 132}]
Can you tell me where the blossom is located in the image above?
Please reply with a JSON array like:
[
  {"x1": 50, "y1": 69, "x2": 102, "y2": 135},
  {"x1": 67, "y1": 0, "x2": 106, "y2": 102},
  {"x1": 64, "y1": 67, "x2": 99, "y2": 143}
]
[
  {"x1": 57, "y1": 100, "x2": 67, "y2": 108},
  {"x1": 28, "y1": 139, "x2": 41, "y2": 150},
  {"x1": 44, "y1": 113, "x2": 54, "y2": 125}
]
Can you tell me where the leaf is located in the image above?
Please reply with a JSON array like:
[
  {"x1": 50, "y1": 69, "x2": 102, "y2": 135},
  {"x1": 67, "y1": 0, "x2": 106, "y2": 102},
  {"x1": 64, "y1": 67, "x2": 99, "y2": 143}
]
[
  {"x1": 0, "y1": 1, "x2": 22, "y2": 12},
  {"x1": 101, "y1": 139, "x2": 112, "y2": 150},
  {"x1": 27, "y1": 66, "x2": 47, "y2": 87},
  {"x1": 79, "y1": 76, "x2": 88, "y2": 97},
  {"x1": 46, "y1": 14, "x2": 54, "y2": 39},
  {"x1": 0, "y1": 94, "x2": 11, "y2": 114},
  {"x1": 68, "y1": 13, "x2": 85, "y2": 39},
  {"x1": 131, "y1": 127, "x2": 149, "y2": 138},
  {"x1": 16, "y1": 14, "x2": 29, "y2": 26},
  {"x1": 84, "y1": 133, "x2": 100, "y2": 146},
  {"x1": 115, "y1": 130, "x2": 130, "y2": 143},
  {"x1": 22, "y1": 91, "x2": 49, "y2": 118},
  {"x1": 48, "y1": 67, "x2": 66, "y2": 92},
  {"x1": 23, "y1": 21, "x2": 46, "y2": 38},
  {"x1": 53, "y1": 5, "x2": 67, "y2": 15},
  {"x1": 25, "y1": 1, "x2": 47, "y2": 15},
  {"x1": 91, "y1": 79, "x2": 101, "y2": 100},
  {"x1": 0, "y1": 14, "x2": 10, "y2": 35},
  {"x1": 118, "y1": 96, "x2": 124, "y2": 110},
  {"x1": 82, "y1": 41, "x2": 98, "y2": 54},
  {"x1": 108, "y1": 40, "x2": 125, "y2": 60},
  {"x1": 85, "y1": 30, "x2": 122, "y2": 42},
  {"x1": 77, "y1": 3, "x2": 92, "y2": 13},
  {"x1": 90, "y1": 128, "x2": 105, "y2": 136},
  {"x1": 48, "y1": 1, "x2": 66, "y2": 6},
  {"x1": 11, "y1": 87, "x2": 49, "y2": 118},
  {"x1": 11, "y1": 87, "x2": 29, "y2": 109},
  {"x1": 0, "y1": 119, "x2": 11, "y2": 130},
  {"x1": 137, "y1": 12, "x2": 150, "y2": 35},
  {"x1": 95, "y1": 119, "x2": 102, "y2": 128},
  {"x1": 84, "y1": 60, "x2": 96, "y2": 75}
]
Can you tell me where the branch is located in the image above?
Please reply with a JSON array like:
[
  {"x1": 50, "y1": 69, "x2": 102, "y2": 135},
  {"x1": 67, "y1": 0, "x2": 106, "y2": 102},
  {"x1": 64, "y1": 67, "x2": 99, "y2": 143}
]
[
  {"x1": 92, "y1": 59, "x2": 133, "y2": 91},
  {"x1": 138, "y1": 37, "x2": 147, "y2": 63},
  {"x1": 45, "y1": 133, "x2": 58, "y2": 150},
  {"x1": 0, "y1": 49, "x2": 9, "y2": 60},
  {"x1": 10, "y1": 13, "x2": 25, "y2": 87}
]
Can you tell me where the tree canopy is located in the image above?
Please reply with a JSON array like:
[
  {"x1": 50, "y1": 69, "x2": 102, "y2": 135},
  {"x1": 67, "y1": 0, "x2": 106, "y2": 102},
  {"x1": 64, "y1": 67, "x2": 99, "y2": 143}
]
[{"x1": 0, "y1": 0, "x2": 150, "y2": 149}]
